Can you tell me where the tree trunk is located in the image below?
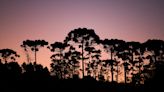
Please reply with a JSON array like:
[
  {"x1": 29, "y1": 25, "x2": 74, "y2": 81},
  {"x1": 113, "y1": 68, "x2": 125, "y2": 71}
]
[
  {"x1": 34, "y1": 46, "x2": 37, "y2": 63},
  {"x1": 82, "y1": 39, "x2": 84, "y2": 78},
  {"x1": 116, "y1": 63, "x2": 119, "y2": 82},
  {"x1": 26, "y1": 52, "x2": 30, "y2": 63},
  {"x1": 60, "y1": 50, "x2": 63, "y2": 79},
  {"x1": 25, "y1": 46, "x2": 30, "y2": 63},
  {"x1": 35, "y1": 51, "x2": 36, "y2": 63},
  {"x1": 111, "y1": 48, "x2": 114, "y2": 82},
  {"x1": 111, "y1": 48, "x2": 113, "y2": 60},
  {"x1": 73, "y1": 63, "x2": 75, "y2": 78},
  {"x1": 124, "y1": 66, "x2": 127, "y2": 84},
  {"x1": 111, "y1": 65, "x2": 114, "y2": 82},
  {"x1": 4, "y1": 57, "x2": 7, "y2": 63},
  {"x1": 139, "y1": 61, "x2": 141, "y2": 85},
  {"x1": 87, "y1": 52, "x2": 91, "y2": 76}
]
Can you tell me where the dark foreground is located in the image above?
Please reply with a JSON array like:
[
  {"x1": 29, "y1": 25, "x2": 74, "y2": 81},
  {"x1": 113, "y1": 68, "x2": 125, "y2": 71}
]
[{"x1": 0, "y1": 76, "x2": 163, "y2": 92}]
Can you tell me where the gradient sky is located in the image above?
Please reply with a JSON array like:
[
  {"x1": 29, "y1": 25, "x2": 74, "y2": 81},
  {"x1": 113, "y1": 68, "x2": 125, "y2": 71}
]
[{"x1": 0, "y1": 0, "x2": 164, "y2": 68}]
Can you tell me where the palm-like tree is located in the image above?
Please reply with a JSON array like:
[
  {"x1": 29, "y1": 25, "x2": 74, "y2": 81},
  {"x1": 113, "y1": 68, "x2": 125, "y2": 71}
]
[
  {"x1": 64, "y1": 28, "x2": 100, "y2": 78},
  {"x1": 0, "y1": 48, "x2": 20, "y2": 63},
  {"x1": 21, "y1": 39, "x2": 48, "y2": 63}
]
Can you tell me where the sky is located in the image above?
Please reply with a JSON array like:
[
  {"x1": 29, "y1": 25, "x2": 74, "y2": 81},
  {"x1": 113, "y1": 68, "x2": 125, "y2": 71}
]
[{"x1": 0, "y1": 0, "x2": 164, "y2": 69}]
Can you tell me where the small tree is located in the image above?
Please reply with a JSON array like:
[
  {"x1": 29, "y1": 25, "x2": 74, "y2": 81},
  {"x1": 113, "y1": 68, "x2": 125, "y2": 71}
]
[
  {"x1": 0, "y1": 49, "x2": 20, "y2": 63},
  {"x1": 21, "y1": 39, "x2": 48, "y2": 63}
]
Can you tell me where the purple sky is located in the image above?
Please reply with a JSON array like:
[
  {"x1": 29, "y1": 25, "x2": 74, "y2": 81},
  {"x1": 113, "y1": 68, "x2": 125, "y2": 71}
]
[{"x1": 0, "y1": 0, "x2": 164, "y2": 68}]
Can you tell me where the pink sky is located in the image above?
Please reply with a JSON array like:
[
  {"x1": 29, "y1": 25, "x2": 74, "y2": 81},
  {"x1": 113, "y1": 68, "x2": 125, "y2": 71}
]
[{"x1": 0, "y1": 0, "x2": 164, "y2": 68}]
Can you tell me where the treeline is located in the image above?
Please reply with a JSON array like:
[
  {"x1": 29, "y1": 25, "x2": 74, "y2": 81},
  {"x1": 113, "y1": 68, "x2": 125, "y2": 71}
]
[{"x1": 0, "y1": 28, "x2": 164, "y2": 91}]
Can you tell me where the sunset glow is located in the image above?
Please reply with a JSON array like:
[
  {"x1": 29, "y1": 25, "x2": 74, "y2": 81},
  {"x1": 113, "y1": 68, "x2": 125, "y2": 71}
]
[{"x1": 0, "y1": 0, "x2": 164, "y2": 69}]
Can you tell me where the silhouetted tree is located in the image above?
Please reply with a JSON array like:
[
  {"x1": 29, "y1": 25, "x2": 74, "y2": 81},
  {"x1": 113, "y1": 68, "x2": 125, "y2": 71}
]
[
  {"x1": 48, "y1": 42, "x2": 67, "y2": 79},
  {"x1": 64, "y1": 45, "x2": 81, "y2": 78},
  {"x1": 102, "y1": 39, "x2": 115, "y2": 82},
  {"x1": 104, "y1": 59, "x2": 116, "y2": 82},
  {"x1": 85, "y1": 47, "x2": 94, "y2": 76},
  {"x1": 115, "y1": 59, "x2": 121, "y2": 83},
  {"x1": 116, "y1": 41, "x2": 131, "y2": 84},
  {"x1": 85, "y1": 46, "x2": 101, "y2": 77},
  {"x1": 102, "y1": 39, "x2": 125, "y2": 82},
  {"x1": 1, "y1": 28, "x2": 164, "y2": 91},
  {"x1": 113, "y1": 39, "x2": 126, "y2": 83},
  {"x1": 0, "y1": 61, "x2": 22, "y2": 81},
  {"x1": 22, "y1": 62, "x2": 35, "y2": 80},
  {"x1": 142, "y1": 39, "x2": 164, "y2": 85},
  {"x1": 33, "y1": 62, "x2": 50, "y2": 80},
  {"x1": 143, "y1": 39, "x2": 164, "y2": 63},
  {"x1": 7, "y1": 62, "x2": 22, "y2": 80},
  {"x1": 126, "y1": 41, "x2": 141, "y2": 63},
  {"x1": 102, "y1": 39, "x2": 116, "y2": 60},
  {"x1": 64, "y1": 28, "x2": 100, "y2": 78},
  {"x1": 21, "y1": 42, "x2": 31, "y2": 62},
  {"x1": 21, "y1": 39, "x2": 48, "y2": 63},
  {"x1": 126, "y1": 42, "x2": 144, "y2": 84},
  {"x1": 88, "y1": 48, "x2": 101, "y2": 78},
  {"x1": 98, "y1": 66, "x2": 105, "y2": 81},
  {"x1": 22, "y1": 62, "x2": 49, "y2": 80},
  {"x1": 0, "y1": 49, "x2": 20, "y2": 63}
]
